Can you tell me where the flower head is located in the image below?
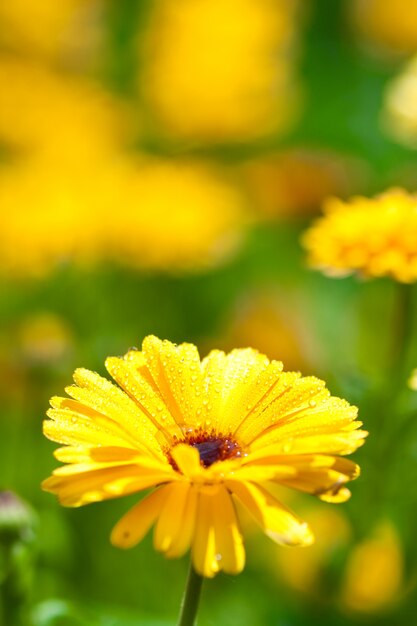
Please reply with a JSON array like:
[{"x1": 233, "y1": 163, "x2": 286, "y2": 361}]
[
  {"x1": 341, "y1": 522, "x2": 404, "y2": 613},
  {"x1": 302, "y1": 189, "x2": 417, "y2": 283},
  {"x1": 383, "y1": 55, "x2": 417, "y2": 148},
  {"x1": 141, "y1": 0, "x2": 300, "y2": 142},
  {"x1": 408, "y1": 368, "x2": 417, "y2": 390},
  {"x1": 42, "y1": 336, "x2": 366, "y2": 577},
  {"x1": 351, "y1": 0, "x2": 417, "y2": 56}
]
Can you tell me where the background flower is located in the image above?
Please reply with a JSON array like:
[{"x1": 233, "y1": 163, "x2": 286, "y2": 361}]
[{"x1": 302, "y1": 189, "x2": 417, "y2": 283}]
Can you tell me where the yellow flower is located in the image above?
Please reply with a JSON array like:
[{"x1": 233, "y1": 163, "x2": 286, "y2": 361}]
[
  {"x1": 350, "y1": 0, "x2": 417, "y2": 56},
  {"x1": 383, "y1": 55, "x2": 417, "y2": 148},
  {"x1": 0, "y1": 56, "x2": 125, "y2": 165},
  {"x1": 108, "y1": 158, "x2": 246, "y2": 272},
  {"x1": 42, "y1": 336, "x2": 365, "y2": 578},
  {"x1": 17, "y1": 313, "x2": 73, "y2": 365},
  {"x1": 242, "y1": 149, "x2": 360, "y2": 220},
  {"x1": 276, "y1": 506, "x2": 351, "y2": 594},
  {"x1": 141, "y1": 0, "x2": 300, "y2": 142},
  {"x1": 0, "y1": 156, "x2": 245, "y2": 277},
  {"x1": 341, "y1": 522, "x2": 404, "y2": 613},
  {"x1": 408, "y1": 368, "x2": 417, "y2": 390},
  {"x1": 302, "y1": 189, "x2": 417, "y2": 283},
  {"x1": 206, "y1": 291, "x2": 309, "y2": 372},
  {"x1": 0, "y1": 0, "x2": 101, "y2": 64}
]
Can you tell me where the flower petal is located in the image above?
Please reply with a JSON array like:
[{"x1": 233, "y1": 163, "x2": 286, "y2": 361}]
[
  {"x1": 154, "y1": 482, "x2": 192, "y2": 553},
  {"x1": 141, "y1": 336, "x2": 204, "y2": 430},
  {"x1": 170, "y1": 443, "x2": 203, "y2": 478},
  {"x1": 201, "y1": 348, "x2": 274, "y2": 434},
  {"x1": 44, "y1": 408, "x2": 136, "y2": 449},
  {"x1": 248, "y1": 390, "x2": 362, "y2": 454},
  {"x1": 227, "y1": 481, "x2": 314, "y2": 547},
  {"x1": 65, "y1": 369, "x2": 163, "y2": 456},
  {"x1": 105, "y1": 353, "x2": 182, "y2": 442},
  {"x1": 211, "y1": 485, "x2": 245, "y2": 574},
  {"x1": 111, "y1": 485, "x2": 170, "y2": 549},
  {"x1": 42, "y1": 464, "x2": 176, "y2": 507},
  {"x1": 235, "y1": 374, "x2": 328, "y2": 443},
  {"x1": 165, "y1": 486, "x2": 198, "y2": 558},
  {"x1": 192, "y1": 489, "x2": 220, "y2": 578}
]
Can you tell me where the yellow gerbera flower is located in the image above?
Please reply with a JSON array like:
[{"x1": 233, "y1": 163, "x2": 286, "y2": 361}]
[
  {"x1": 42, "y1": 336, "x2": 365, "y2": 578},
  {"x1": 302, "y1": 189, "x2": 417, "y2": 283},
  {"x1": 141, "y1": 0, "x2": 300, "y2": 142}
]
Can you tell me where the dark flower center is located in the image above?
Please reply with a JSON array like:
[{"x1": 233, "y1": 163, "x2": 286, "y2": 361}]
[
  {"x1": 190, "y1": 436, "x2": 242, "y2": 467},
  {"x1": 168, "y1": 431, "x2": 243, "y2": 469}
]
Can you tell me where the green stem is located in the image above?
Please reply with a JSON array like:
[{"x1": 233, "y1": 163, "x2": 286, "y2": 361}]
[
  {"x1": 370, "y1": 283, "x2": 415, "y2": 510},
  {"x1": 177, "y1": 561, "x2": 204, "y2": 626},
  {"x1": 363, "y1": 283, "x2": 415, "y2": 518},
  {"x1": 0, "y1": 544, "x2": 25, "y2": 626},
  {"x1": 388, "y1": 282, "x2": 414, "y2": 392}
]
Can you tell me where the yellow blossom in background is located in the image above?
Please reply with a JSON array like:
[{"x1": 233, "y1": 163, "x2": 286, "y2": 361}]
[
  {"x1": 350, "y1": 0, "x2": 417, "y2": 56},
  {"x1": 17, "y1": 313, "x2": 73, "y2": 366},
  {"x1": 0, "y1": 155, "x2": 246, "y2": 277},
  {"x1": 108, "y1": 159, "x2": 246, "y2": 272},
  {"x1": 0, "y1": 56, "x2": 127, "y2": 166},
  {"x1": 141, "y1": 0, "x2": 300, "y2": 143},
  {"x1": 207, "y1": 291, "x2": 310, "y2": 371},
  {"x1": 0, "y1": 160, "x2": 114, "y2": 277},
  {"x1": 42, "y1": 336, "x2": 365, "y2": 578},
  {"x1": 0, "y1": 56, "x2": 245, "y2": 276},
  {"x1": 341, "y1": 522, "x2": 404, "y2": 613},
  {"x1": 242, "y1": 149, "x2": 361, "y2": 219},
  {"x1": 276, "y1": 506, "x2": 351, "y2": 594},
  {"x1": 408, "y1": 369, "x2": 417, "y2": 390},
  {"x1": 0, "y1": 0, "x2": 102, "y2": 66},
  {"x1": 383, "y1": 55, "x2": 417, "y2": 148},
  {"x1": 302, "y1": 189, "x2": 417, "y2": 283}
]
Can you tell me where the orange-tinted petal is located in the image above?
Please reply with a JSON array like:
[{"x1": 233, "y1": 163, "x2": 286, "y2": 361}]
[
  {"x1": 228, "y1": 480, "x2": 314, "y2": 546},
  {"x1": 111, "y1": 485, "x2": 171, "y2": 549}
]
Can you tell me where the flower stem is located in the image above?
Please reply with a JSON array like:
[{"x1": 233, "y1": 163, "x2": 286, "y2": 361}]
[
  {"x1": 388, "y1": 282, "x2": 414, "y2": 391},
  {"x1": 177, "y1": 561, "x2": 204, "y2": 626}
]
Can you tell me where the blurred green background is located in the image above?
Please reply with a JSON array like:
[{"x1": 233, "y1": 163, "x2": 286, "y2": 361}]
[{"x1": 1, "y1": 0, "x2": 417, "y2": 624}]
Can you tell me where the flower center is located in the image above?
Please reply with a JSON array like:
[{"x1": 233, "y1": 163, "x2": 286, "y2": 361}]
[
  {"x1": 190, "y1": 436, "x2": 242, "y2": 467},
  {"x1": 168, "y1": 431, "x2": 243, "y2": 469}
]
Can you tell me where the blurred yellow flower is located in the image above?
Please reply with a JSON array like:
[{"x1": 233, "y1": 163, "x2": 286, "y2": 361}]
[
  {"x1": 341, "y1": 522, "x2": 404, "y2": 613},
  {"x1": 208, "y1": 291, "x2": 309, "y2": 372},
  {"x1": 383, "y1": 55, "x2": 417, "y2": 148},
  {"x1": 108, "y1": 158, "x2": 246, "y2": 272},
  {"x1": 0, "y1": 58, "x2": 246, "y2": 276},
  {"x1": 0, "y1": 0, "x2": 102, "y2": 65},
  {"x1": 302, "y1": 189, "x2": 417, "y2": 283},
  {"x1": 276, "y1": 506, "x2": 351, "y2": 594},
  {"x1": 42, "y1": 336, "x2": 365, "y2": 577},
  {"x1": 0, "y1": 56, "x2": 126, "y2": 165},
  {"x1": 0, "y1": 160, "x2": 112, "y2": 277},
  {"x1": 141, "y1": 0, "x2": 300, "y2": 142},
  {"x1": 408, "y1": 368, "x2": 417, "y2": 390},
  {"x1": 17, "y1": 313, "x2": 73, "y2": 365},
  {"x1": 350, "y1": 0, "x2": 417, "y2": 56},
  {"x1": 242, "y1": 149, "x2": 361, "y2": 219},
  {"x1": 0, "y1": 155, "x2": 245, "y2": 277}
]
